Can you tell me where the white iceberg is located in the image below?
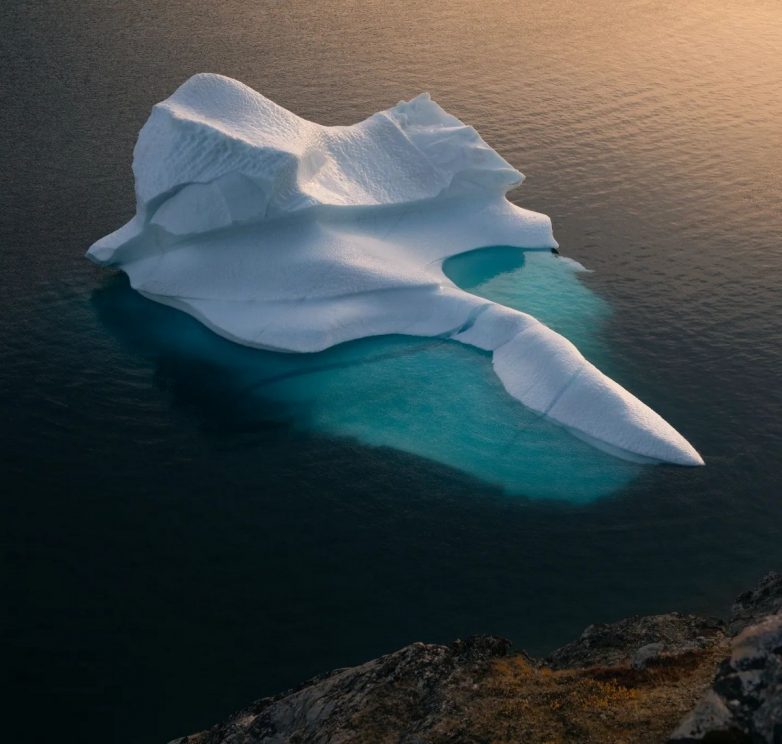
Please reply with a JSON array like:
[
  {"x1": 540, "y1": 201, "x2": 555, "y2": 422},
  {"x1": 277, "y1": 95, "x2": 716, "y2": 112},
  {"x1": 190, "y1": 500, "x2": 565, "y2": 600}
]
[{"x1": 87, "y1": 73, "x2": 703, "y2": 466}]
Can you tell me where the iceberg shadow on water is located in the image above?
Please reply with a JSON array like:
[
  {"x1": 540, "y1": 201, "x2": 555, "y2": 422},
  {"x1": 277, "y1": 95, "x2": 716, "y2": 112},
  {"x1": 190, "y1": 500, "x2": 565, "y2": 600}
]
[{"x1": 93, "y1": 247, "x2": 641, "y2": 502}]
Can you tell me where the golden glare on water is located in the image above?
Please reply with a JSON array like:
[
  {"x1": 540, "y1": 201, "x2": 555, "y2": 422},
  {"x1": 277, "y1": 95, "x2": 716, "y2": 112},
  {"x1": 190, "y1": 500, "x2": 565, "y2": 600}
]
[{"x1": 199, "y1": 0, "x2": 781, "y2": 197}]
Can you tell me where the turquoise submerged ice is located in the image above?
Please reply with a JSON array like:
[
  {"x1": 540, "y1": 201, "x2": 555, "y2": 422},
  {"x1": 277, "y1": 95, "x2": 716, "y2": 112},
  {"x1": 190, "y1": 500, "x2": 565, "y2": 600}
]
[
  {"x1": 87, "y1": 73, "x2": 703, "y2": 471},
  {"x1": 96, "y1": 248, "x2": 633, "y2": 500}
]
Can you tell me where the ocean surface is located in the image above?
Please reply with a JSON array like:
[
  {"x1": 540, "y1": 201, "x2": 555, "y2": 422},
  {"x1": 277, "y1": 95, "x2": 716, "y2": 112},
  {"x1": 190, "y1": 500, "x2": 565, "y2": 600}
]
[{"x1": 2, "y1": 1, "x2": 781, "y2": 742}]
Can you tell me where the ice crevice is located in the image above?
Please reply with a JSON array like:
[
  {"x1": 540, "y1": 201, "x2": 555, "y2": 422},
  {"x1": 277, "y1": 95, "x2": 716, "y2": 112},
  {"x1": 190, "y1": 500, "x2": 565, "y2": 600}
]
[
  {"x1": 87, "y1": 73, "x2": 703, "y2": 466},
  {"x1": 444, "y1": 302, "x2": 493, "y2": 338}
]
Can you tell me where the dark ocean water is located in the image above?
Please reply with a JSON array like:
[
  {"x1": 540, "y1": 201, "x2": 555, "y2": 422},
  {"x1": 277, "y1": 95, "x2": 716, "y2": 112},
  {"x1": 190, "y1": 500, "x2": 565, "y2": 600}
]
[{"x1": 2, "y1": 1, "x2": 781, "y2": 742}]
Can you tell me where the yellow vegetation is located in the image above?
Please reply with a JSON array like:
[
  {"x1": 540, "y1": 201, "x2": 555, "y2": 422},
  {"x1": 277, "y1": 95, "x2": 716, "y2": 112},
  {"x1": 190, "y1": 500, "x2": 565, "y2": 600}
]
[{"x1": 428, "y1": 644, "x2": 730, "y2": 744}]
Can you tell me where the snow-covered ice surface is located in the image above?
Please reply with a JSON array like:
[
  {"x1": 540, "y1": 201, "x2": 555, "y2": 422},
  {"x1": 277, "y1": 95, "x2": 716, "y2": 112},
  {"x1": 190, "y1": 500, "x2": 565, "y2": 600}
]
[{"x1": 87, "y1": 73, "x2": 703, "y2": 467}]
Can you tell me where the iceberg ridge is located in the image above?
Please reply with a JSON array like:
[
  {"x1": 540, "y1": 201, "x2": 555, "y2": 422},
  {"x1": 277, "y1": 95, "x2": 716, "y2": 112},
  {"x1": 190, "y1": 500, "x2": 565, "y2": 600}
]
[{"x1": 88, "y1": 73, "x2": 703, "y2": 467}]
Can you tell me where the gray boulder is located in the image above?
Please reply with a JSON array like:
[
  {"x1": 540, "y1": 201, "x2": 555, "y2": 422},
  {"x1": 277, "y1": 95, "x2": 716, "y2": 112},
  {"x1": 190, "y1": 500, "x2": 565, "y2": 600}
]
[
  {"x1": 547, "y1": 612, "x2": 725, "y2": 670},
  {"x1": 670, "y1": 613, "x2": 782, "y2": 743},
  {"x1": 729, "y1": 571, "x2": 782, "y2": 636}
]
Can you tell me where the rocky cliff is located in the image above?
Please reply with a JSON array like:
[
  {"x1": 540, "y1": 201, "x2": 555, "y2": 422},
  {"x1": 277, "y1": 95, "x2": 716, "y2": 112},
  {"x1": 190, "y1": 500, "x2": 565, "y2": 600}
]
[{"x1": 173, "y1": 573, "x2": 781, "y2": 744}]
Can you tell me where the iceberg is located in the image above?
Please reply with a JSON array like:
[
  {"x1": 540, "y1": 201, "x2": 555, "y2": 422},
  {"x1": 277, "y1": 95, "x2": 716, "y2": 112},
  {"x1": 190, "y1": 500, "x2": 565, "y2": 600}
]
[{"x1": 87, "y1": 73, "x2": 703, "y2": 466}]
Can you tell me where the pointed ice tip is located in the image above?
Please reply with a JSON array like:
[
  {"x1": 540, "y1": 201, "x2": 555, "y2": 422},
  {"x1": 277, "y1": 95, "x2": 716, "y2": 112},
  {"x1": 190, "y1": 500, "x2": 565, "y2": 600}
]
[
  {"x1": 566, "y1": 423, "x2": 704, "y2": 467},
  {"x1": 645, "y1": 431, "x2": 704, "y2": 467},
  {"x1": 86, "y1": 239, "x2": 113, "y2": 265},
  {"x1": 86, "y1": 217, "x2": 144, "y2": 265},
  {"x1": 626, "y1": 417, "x2": 705, "y2": 467},
  {"x1": 676, "y1": 446, "x2": 705, "y2": 467},
  {"x1": 646, "y1": 417, "x2": 704, "y2": 467}
]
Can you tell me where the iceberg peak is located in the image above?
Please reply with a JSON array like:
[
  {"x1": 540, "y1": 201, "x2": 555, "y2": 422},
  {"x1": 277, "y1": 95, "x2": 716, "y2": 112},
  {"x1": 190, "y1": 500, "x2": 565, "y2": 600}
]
[{"x1": 88, "y1": 73, "x2": 703, "y2": 468}]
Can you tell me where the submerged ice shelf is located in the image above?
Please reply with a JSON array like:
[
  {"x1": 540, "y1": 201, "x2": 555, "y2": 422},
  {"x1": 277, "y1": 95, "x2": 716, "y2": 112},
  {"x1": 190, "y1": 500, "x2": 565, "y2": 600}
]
[
  {"x1": 87, "y1": 73, "x2": 702, "y2": 467},
  {"x1": 94, "y1": 253, "x2": 638, "y2": 501}
]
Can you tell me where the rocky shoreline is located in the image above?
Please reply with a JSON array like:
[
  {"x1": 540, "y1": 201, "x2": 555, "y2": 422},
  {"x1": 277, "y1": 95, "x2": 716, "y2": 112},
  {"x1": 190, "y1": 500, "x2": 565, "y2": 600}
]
[{"x1": 173, "y1": 573, "x2": 781, "y2": 743}]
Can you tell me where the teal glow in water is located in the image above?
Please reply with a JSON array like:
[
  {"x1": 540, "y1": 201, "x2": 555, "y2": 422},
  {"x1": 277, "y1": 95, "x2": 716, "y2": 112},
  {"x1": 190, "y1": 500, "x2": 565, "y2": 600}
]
[
  {"x1": 96, "y1": 247, "x2": 638, "y2": 501},
  {"x1": 444, "y1": 247, "x2": 611, "y2": 359}
]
